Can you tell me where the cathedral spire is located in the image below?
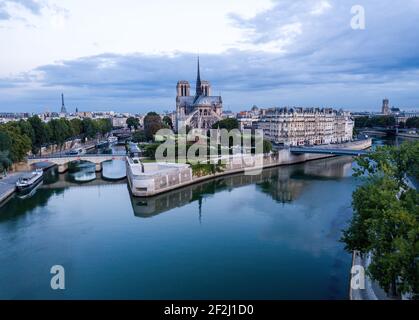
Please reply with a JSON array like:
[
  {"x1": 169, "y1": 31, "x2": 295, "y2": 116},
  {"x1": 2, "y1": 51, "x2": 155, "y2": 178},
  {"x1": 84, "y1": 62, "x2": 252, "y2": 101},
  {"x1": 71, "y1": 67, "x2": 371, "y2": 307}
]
[{"x1": 195, "y1": 56, "x2": 202, "y2": 97}]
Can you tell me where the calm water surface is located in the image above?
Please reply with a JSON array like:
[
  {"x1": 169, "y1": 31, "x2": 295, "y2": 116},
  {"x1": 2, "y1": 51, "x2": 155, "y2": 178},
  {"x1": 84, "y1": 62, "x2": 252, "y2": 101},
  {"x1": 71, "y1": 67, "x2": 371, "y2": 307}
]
[{"x1": 0, "y1": 142, "x2": 377, "y2": 299}]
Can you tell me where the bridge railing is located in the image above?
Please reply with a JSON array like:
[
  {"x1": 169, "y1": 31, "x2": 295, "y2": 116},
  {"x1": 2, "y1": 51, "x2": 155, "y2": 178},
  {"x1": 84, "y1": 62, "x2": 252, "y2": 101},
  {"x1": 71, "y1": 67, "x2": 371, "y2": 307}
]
[{"x1": 28, "y1": 152, "x2": 127, "y2": 160}]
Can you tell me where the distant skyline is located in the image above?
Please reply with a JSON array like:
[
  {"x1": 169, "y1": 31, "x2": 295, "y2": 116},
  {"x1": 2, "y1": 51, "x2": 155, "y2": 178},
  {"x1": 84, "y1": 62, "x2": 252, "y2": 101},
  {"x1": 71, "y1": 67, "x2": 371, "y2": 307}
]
[{"x1": 0, "y1": 0, "x2": 419, "y2": 113}]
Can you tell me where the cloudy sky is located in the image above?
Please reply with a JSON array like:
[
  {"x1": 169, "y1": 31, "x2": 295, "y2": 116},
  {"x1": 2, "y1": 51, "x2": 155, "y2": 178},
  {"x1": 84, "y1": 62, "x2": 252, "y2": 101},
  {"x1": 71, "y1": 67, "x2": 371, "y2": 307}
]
[{"x1": 0, "y1": 0, "x2": 418, "y2": 114}]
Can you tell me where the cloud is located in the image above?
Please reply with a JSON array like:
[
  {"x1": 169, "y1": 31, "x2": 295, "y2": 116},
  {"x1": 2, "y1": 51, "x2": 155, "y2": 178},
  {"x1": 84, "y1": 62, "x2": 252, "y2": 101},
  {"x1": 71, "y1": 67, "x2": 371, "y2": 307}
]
[
  {"x1": 0, "y1": 0, "x2": 419, "y2": 113},
  {"x1": 0, "y1": 2, "x2": 11, "y2": 20},
  {"x1": 11, "y1": 0, "x2": 42, "y2": 15},
  {"x1": 0, "y1": 0, "x2": 43, "y2": 20}
]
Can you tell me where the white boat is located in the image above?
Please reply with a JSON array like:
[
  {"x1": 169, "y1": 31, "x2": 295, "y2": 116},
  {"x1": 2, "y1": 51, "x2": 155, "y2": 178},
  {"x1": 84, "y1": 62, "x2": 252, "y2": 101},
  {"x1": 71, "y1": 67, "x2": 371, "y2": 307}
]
[
  {"x1": 108, "y1": 136, "x2": 118, "y2": 145},
  {"x1": 66, "y1": 147, "x2": 86, "y2": 156},
  {"x1": 16, "y1": 169, "x2": 44, "y2": 191}
]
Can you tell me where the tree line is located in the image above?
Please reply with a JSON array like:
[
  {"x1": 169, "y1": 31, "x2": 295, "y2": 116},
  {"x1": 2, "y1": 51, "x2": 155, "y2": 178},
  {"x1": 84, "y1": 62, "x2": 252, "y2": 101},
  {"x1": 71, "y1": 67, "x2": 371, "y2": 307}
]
[
  {"x1": 354, "y1": 116, "x2": 396, "y2": 128},
  {"x1": 400, "y1": 117, "x2": 419, "y2": 129},
  {"x1": 0, "y1": 116, "x2": 112, "y2": 170},
  {"x1": 355, "y1": 115, "x2": 419, "y2": 129},
  {"x1": 127, "y1": 113, "x2": 173, "y2": 143}
]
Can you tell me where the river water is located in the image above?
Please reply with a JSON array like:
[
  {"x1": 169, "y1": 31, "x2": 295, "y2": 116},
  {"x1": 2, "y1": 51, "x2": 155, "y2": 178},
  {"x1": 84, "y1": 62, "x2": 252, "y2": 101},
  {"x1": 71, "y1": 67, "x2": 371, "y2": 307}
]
[{"x1": 0, "y1": 138, "x2": 401, "y2": 299}]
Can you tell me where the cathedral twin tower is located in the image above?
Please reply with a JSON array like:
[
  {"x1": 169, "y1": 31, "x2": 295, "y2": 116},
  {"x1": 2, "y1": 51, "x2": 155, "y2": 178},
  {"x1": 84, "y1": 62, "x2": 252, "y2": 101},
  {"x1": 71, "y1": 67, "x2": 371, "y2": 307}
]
[{"x1": 175, "y1": 58, "x2": 223, "y2": 132}]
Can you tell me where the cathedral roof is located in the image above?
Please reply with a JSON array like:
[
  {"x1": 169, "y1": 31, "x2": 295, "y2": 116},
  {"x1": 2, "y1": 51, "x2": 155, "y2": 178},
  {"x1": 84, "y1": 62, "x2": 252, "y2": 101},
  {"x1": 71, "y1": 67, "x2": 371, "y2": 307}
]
[
  {"x1": 177, "y1": 95, "x2": 222, "y2": 107},
  {"x1": 193, "y1": 95, "x2": 222, "y2": 106}
]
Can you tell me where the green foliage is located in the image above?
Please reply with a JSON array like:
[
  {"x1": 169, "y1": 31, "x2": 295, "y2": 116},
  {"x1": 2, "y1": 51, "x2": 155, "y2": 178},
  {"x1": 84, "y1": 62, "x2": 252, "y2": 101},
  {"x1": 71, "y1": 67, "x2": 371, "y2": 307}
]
[
  {"x1": 406, "y1": 117, "x2": 419, "y2": 129},
  {"x1": 0, "y1": 131, "x2": 12, "y2": 152},
  {"x1": 162, "y1": 116, "x2": 173, "y2": 130},
  {"x1": 132, "y1": 131, "x2": 147, "y2": 143},
  {"x1": 190, "y1": 162, "x2": 225, "y2": 177},
  {"x1": 0, "y1": 122, "x2": 32, "y2": 162},
  {"x1": 212, "y1": 118, "x2": 239, "y2": 131},
  {"x1": 96, "y1": 118, "x2": 113, "y2": 135},
  {"x1": 17, "y1": 119, "x2": 35, "y2": 144},
  {"x1": 0, "y1": 150, "x2": 12, "y2": 172},
  {"x1": 354, "y1": 116, "x2": 396, "y2": 128},
  {"x1": 47, "y1": 118, "x2": 74, "y2": 147},
  {"x1": 81, "y1": 118, "x2": 97, "y2": 139},
  {"x1": 70, "y1": 118, "x2": 83, "y2": 136},
  {"x1": 353, "y1": 141, "x2": 419, "y2": 186},
  {"x1": 144, "y1": 112, "x2": 163, "y2": 141},
  {"x1": 28, "y1": 116, "x2": 49, "y2": 154},
  {"x1": 126, "y1": 117, "x2": 140, "y2": 130},
  {"x1": 0, "y1": 117, "x2": 113, "y2": 164},
  {"x1": 342, "y1": 141, "x2": 419, "y2": 298},
  {"x1": 263, "y1": 139, "x2": 273, "y2": 154},
  {"x1": 141, "y1": 143, "x2": 161, "y2": 160}
]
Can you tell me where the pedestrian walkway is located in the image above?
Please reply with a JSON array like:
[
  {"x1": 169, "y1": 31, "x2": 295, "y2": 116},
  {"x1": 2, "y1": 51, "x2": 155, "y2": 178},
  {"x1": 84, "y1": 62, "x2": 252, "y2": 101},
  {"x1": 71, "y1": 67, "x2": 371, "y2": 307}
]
[{"x1": 0, "y1": 172, "x2": 26, "y2": 204}]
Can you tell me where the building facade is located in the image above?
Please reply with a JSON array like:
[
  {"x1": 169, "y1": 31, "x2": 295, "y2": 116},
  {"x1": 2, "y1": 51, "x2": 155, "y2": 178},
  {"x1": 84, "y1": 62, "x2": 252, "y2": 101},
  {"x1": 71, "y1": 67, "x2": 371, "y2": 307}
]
[
  {"x1": 175, "y1": 58, "x2": 223, "y2": 131},
  {"x1": 257, "y1": 107, "x2": 354, "y2": 146}
]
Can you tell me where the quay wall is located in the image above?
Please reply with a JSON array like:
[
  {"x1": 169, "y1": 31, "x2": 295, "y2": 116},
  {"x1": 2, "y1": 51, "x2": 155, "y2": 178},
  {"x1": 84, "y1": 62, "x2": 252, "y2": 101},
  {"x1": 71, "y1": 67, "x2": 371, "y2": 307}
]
[{"x1": 129, "y1": 139, "x2": 372, "y2": 198}]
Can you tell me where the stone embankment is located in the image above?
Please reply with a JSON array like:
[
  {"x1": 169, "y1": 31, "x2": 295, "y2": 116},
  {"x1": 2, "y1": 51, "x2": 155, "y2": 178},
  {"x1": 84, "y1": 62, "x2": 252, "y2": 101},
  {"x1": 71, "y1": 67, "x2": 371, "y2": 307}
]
[{"x1": 129, "y1": 139, "x2": 372, "y2": 197}]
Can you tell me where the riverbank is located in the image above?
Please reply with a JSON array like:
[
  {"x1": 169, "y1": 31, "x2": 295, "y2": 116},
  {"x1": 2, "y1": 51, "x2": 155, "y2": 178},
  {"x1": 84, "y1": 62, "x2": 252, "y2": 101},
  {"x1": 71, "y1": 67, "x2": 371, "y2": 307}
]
[
  {"x1": 0, "y1": 163, "x2": 57, "y2": 206},
  {"x1": 397, "y1": 133, "x2": 419, "y2": 139},
  {"x1": 128, "y1": 139, "x2": 372, "y2": 197},
  {"x1": 0, "y1": 172, "x2": 28, "y2": 204}
]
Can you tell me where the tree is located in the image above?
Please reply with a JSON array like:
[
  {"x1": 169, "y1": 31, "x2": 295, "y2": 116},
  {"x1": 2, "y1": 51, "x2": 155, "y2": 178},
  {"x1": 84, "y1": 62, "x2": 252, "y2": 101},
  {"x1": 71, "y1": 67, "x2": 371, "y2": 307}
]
[
  {"x1": 212, "y1": 118, "x2": 239, "y2": 131},
  {"x1": 144, "y1": 112, "x2": 163, "y2": 141},
  {"x1": 70, "y1": 118, "x2": 83, "y2": 137},
  {"x1": 142, "y1": 143, "x2": 161, "y2": 160},
  {"x1": 354, "y1": 116, "x2": 396, "y2": 128},
  {"x1": 0, "y1": 132, "x2": 12, "y2": 171},
  {"x1": 47, "y1": 119, "x2": 73, "y2": 149},
  {"x1": 126, "y1": 117, "x2": 140, "y2": 130},
  {"x1": 18, "y1": 119, "x2": 35, "y2": 145},
  {"x1": 0, "y1": 122, "x2": 32, "y2": 162},
  {"x1": 81, "y1": 118, "x2": 98, "y2": 139},
  {"x1": 0, "y1": 131, "x2": 12, "y2": 152},
  {"x1": 0, "y1": 150, "x2": 12, "y2": 173},
  {"x1": 97, "y1": 118, "x2": 112, "y2": 135},
  {"x1": 263, "y1": 139, "x2": 273, "y2": 154},
  {"x1": 162, "y1": 116, "x2": 173, "y2": 130},
  {"x1": 342, "y1": 141, "x2": 419, "y2": 298},
  {"x1": 28, "y1": 115, "x2": 49, "y2": 155},
  {"x1": 353, "y1": 141, "x2": 419, "y2": 187}
]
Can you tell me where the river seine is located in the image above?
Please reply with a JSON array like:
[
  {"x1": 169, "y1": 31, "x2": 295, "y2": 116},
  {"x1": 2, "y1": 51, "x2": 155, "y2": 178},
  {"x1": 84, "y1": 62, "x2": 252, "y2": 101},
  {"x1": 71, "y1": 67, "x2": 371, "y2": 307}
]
[{"x1": 0, "y1": 138, "x2": 400, "y2": 299}]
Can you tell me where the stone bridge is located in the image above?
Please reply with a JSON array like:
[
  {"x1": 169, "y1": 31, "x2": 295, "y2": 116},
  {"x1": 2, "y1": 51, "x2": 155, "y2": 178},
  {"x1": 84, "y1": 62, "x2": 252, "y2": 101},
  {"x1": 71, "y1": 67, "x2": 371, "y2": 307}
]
[
  {"x1": 28, "y1": 153, "x2": 127, "y2": 173},
  {"x1": 290, "y1": 147, "x2": 370, "y2": 156}
]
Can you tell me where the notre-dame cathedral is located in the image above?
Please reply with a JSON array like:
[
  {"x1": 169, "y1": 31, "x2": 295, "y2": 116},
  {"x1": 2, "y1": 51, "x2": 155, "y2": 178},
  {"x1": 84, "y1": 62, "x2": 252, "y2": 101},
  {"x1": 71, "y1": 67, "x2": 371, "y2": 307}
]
[{"x1": 175, "y1": 58, "x2": 223, "y2": 132}]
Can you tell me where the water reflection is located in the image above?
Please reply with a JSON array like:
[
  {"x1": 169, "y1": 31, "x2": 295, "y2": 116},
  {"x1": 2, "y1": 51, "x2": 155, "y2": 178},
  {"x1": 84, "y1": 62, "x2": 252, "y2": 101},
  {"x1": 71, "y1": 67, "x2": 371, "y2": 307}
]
[
  {"x1": 66, "y1": 161, "x2": 96, "y2": 183},
  {"x1": 102, "y1": 160, "x2": 126, "y2": 180},
  {"x1": 130, "y1": 156, "x2": 354, "y2": 218},
  {"x1": 0, "y1": 187, "x2": 64, "y2": 222}
]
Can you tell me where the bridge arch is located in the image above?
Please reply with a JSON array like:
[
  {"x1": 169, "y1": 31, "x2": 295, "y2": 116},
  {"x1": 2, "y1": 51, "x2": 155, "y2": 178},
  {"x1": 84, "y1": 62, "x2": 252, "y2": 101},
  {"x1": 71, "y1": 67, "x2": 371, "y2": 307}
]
[{"x1": 27, "y1": 154, "x2": 127, "y2": 173}]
